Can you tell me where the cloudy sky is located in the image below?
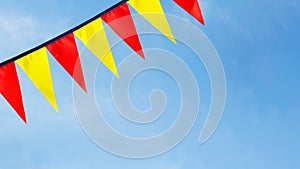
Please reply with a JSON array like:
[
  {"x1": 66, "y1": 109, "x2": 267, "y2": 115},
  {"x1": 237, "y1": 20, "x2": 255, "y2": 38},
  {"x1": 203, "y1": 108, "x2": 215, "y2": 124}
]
[{"x1": 0, "y1": 0, "x2": 299, "y2": 168}]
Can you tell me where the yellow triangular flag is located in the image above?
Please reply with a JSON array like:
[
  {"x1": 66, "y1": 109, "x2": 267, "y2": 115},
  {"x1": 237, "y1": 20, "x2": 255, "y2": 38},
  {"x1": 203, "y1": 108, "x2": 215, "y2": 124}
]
[
  {"x1": 74, "y1": 18, "x2": 119, "y2": 77},
  {"x1": 16, "y1": 47, "x2": 58, "y2": 112},
  {"x1": 128, "y1": 0, "x2": 176, "y2": 43}
]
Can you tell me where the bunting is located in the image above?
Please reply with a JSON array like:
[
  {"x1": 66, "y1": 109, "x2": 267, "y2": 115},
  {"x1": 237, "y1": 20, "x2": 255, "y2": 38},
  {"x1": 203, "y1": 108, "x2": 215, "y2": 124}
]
[
  {"x1": 128, "y1": 0, "x2": 176, "y2": 43},
  {"x1": 46, "y1": 33, "x2": 87, "y2": 92},
  {"x1": 0, "y1": 62, "x2": 26, "y2": 123},
  {"x1": 0, "y1": 0, "x2": 205, "y2": 123},
  {"x1": 74, "y1": 18, "x2": 119, "y2": 78},
  {"x1": 101, "y1": 3, "x2": 145, "y2": 59},
  {"x1": 16, "y1": 48, "x2": 58, "y2": 112}
]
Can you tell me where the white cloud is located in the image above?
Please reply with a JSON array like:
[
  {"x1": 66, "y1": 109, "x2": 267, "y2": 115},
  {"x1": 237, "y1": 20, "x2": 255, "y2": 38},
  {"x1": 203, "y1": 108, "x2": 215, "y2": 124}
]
[
  {"x1": 0, "y1": 14, "x2": 40, "y2": 59},
  {"x1": 0, "y1": 15, "x2": 39, "y2": 40},
  {"x1": 0, "y1": 12, "x2": 69, "y2": 62}
]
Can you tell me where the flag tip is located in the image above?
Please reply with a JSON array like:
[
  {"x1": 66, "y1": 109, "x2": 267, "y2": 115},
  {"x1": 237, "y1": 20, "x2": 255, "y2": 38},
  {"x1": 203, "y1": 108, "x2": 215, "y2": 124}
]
[
  {"x1": 20, "y1": 115, "x2": 27, "y2": 124},
  {"x1": 114, "y1": 71, "x2": 120, "y2": 79},
  {"x1": 79, "y1": 82, "x2": 88, "y2": 93},
  {"x1": 137, "y1": 50, "x2": 145, "y2": 59}
]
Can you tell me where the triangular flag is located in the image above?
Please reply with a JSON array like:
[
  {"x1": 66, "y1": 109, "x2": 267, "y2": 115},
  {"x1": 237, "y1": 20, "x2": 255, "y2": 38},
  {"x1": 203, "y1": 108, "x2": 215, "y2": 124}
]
[
  {"x1": 74, "y1": 18, "x2": 119, "y2": 77},
  {"x1": 46, "y1": 33, "x2": 87, "y2": 92},
  {"x1": 0, "y1": 62, "x2": 27, "y2": 123},
  {"x1": 101, "y1": 3, "x2": 145, "y2": 59},
  {"x1": 128, "y1": 0, "x2": 176, "y2": 43},
  {"x1": 173, "y1": 0, "x2": 205, "y2": 25},
  {"x1": 16, "y1": 47, "x2": 58, "y2": 112}
]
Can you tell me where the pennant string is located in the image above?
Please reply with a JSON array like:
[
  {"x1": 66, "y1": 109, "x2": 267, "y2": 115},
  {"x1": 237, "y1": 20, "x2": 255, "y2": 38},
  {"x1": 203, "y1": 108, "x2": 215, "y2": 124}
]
[
  {"x1": 0, "y1": 0, "x2": 206, "y2": 123},
  {"x1": 0, "y1": 0, "x2": 130, "y2": 123}
]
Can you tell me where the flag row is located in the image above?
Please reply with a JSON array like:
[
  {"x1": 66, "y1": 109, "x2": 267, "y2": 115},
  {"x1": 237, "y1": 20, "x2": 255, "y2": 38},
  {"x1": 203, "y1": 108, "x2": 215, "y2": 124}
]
[{"x1": 0, "y1": 0, "x2": 204, "y2": 123}]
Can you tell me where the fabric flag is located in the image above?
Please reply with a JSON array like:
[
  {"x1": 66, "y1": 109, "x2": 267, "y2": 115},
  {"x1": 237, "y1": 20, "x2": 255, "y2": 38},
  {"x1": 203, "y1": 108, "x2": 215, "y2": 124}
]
[
  {"x1": 173, "y1": 0, "x2": 205, "y2": 25},
  {"x1": 128, "y1": 0, "x2": 176, "y2": 43},
  {"x1": 101, "y1": 3, "x2": 145, "y2": 59},
  {"x1": 16, "y1": 47, "x2": 58, "y2": 112},
  {"x1": 46, "y1": 33, "x2": 87, "y2": 92},
  {"x1": 0, "y1": 62, "x2": 27, "y2": 123},
  {"x1": 74, "y1": 18, "x2": 119, "y2": 78}
]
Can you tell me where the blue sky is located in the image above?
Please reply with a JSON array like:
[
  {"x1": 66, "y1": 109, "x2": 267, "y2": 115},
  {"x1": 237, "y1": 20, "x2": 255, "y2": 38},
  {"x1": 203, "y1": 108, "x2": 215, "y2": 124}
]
[{"x1": 0, "y1": 0, "x2": 300, "y2": 168}]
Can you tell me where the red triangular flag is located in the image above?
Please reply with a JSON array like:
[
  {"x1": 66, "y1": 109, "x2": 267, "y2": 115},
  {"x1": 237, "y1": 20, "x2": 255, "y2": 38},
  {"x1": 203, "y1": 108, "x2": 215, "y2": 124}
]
[
  {"x1": 101, "y1": 3, "x2": 145, "y2": 59},
  {"x1": 0, "y1": 62, "x2": 27, "y2": 123},
  {"x1": 46, "y1": 33, "x2": 87, "y2": 92},
  {"x1": 173, "y1": 0, "x2": 205, "y2": 25}
]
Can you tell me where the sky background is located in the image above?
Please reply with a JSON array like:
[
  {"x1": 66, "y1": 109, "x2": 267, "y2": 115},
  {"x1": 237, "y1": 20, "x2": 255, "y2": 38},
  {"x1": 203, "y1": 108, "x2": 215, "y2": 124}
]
[{"x1": 0, "y1": 0, "x2": 300, "y2": 169}]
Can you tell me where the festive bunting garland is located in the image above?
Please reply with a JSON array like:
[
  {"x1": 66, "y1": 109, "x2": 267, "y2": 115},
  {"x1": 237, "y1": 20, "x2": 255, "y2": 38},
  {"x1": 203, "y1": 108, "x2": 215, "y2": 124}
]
[{"x1": 0, "y1": 0, "x2": 204, "y2": 123}]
